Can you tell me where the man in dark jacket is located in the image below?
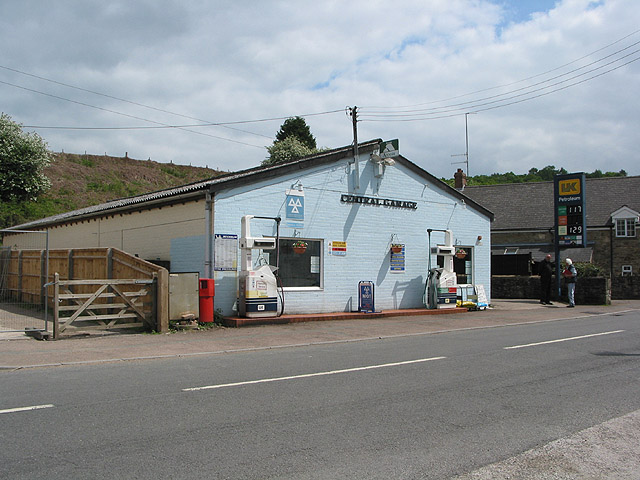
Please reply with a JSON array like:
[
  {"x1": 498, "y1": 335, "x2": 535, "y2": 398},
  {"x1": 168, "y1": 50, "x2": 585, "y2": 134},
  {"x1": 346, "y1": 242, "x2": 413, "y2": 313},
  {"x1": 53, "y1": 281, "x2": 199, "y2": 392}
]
[{"x1": 539, "y1": 254, "x2": 553, "y2": 305}]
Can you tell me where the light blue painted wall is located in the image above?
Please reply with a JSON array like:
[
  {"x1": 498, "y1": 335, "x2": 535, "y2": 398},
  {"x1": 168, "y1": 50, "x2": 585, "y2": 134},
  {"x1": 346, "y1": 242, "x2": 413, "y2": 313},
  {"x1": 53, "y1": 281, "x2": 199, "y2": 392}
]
[
  {"x1": 177, "y1": 152, "x2": 493, "y2": 316},
  {"x1": 170, "y1": 235, "x2": 205, "y2": 273}
]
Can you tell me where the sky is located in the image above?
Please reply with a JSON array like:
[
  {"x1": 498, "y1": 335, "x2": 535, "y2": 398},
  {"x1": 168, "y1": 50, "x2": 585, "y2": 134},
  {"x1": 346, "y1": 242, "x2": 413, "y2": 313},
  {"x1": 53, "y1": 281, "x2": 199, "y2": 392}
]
[{"x1": 1, "y1": 0, "x2": 639, "y2": 180}]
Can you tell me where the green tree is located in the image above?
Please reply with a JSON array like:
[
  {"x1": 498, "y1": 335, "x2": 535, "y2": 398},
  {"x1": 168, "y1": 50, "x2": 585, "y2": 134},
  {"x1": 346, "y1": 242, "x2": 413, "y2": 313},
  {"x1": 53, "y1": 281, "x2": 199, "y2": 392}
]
[
  {"x1": 263, "y1": 136, "x2": 316, "y2": 166},
  {"x1": 586, "y1": 169, "x2": 627, "y2": 178},
  {"x1": 448, "y1": 165, "x2": 626, "y2": 186},
  {"x1": 275, "y1": 116, "x2": 316, "y2": 150},
  {"x1": 263, "y1": 116, "x2": 319, "y2": 166},
  {"x1": 0, "y1": 113, "x2": 52, "y2": 202}
]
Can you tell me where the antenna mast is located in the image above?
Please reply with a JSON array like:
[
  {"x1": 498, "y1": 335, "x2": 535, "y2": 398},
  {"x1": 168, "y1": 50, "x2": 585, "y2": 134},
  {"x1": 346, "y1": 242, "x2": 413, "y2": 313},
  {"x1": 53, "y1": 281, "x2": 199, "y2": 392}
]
[{"x1": 451, "y1": 112, "x2": 475, "y2": 177}]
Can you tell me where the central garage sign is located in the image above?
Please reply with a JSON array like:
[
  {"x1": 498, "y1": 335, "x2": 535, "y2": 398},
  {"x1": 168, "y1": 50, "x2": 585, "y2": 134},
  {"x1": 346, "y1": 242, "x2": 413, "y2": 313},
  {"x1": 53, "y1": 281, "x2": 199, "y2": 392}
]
[{"x1": 340, "y1": 194, "x2": 417, "y2": 210}]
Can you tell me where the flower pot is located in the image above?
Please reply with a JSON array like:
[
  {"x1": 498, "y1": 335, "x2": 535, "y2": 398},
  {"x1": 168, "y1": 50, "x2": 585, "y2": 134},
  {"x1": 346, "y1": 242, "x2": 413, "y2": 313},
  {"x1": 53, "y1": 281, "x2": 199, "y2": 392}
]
[{"x1": 293, "y1": 246, "x2": 307, "y2": 254}]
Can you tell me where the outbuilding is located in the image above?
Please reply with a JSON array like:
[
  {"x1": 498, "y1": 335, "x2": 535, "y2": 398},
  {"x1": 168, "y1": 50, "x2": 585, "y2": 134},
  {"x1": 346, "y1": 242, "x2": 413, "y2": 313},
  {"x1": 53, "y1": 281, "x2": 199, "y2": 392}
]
[{"x1": 6, "y1": 140, "x2": 493, "y2": 316}]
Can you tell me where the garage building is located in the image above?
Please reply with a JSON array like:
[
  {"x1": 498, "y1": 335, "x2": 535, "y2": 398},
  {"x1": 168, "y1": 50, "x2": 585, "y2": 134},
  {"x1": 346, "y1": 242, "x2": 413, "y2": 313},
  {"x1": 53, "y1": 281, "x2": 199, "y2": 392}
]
[{"x1": 6, "y1": 140, "x2": 493, "y2": 316}]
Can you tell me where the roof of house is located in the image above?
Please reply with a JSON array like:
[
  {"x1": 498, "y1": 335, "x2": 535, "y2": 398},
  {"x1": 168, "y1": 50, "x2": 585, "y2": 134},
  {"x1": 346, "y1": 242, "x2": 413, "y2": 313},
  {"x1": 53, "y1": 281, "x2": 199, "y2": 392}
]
[
  {"x1": 6, "y1": 139, "x2": 493, "y2": 231},
  {"x1": 461, "y1": 175, "x2": 640, "y2": 231}
]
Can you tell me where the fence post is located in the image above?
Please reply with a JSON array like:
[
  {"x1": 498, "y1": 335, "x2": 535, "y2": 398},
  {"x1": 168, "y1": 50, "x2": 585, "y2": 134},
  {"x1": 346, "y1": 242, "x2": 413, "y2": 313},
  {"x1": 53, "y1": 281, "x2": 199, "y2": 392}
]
[
  {"x1": 156, "y1": 268, "x2": 169, "y2": 333},
  {"x1": 40, "y1": 250, "x2": 46, "y2": 308},
  {"x1": 68, "y1": 249, "x2": 74, "y2": 281},
  {"x1": 107, "y1": 248, "x2": 113, "y2": 279},
  {"x1": 53, "y1": 273, "x2": 59, "y2": 340},
  {"x1": 151, "y1": 273, "x2": 158, "y2": 331},
  {"x1": 17, "y1": 250, "x2": 23, "y2": 303}
]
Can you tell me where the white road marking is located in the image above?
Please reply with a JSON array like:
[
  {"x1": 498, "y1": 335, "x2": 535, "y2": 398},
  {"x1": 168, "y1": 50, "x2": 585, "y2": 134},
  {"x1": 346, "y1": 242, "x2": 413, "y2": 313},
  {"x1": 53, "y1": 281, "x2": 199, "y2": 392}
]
[
  {"x1": 183, "y1": 356, "x2": 446, "y2": 392},
  {"x1": 504, "y1": 330, "x2": 625, "y2": 350},
  {"x1": 0, "y1": 404, "x2": 54, "y2": 414}
]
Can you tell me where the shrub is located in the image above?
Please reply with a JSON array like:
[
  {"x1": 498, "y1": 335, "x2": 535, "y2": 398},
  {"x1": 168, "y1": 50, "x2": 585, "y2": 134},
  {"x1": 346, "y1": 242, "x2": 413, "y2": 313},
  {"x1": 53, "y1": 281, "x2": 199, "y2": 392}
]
[{"x1": 575, "y1": 262, "x2": 602, "y2": 277}]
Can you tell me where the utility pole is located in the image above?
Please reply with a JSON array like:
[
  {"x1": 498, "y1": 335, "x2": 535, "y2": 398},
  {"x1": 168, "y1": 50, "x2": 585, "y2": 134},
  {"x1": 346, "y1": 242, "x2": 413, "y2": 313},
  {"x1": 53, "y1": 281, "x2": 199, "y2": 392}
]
[
  {"x1": 348, "y1": 106, "x2": 360, "y2": 191},
  {"x1": 451, "y1": 112, "x2": 475, "y2": 177}
]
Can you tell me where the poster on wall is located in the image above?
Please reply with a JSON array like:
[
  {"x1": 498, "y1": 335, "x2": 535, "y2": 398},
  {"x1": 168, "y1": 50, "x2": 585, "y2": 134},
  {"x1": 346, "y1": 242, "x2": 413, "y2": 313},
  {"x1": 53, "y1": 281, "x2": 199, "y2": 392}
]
[
  {"x1": 329, "y1": 241, "x2": 347, "y2": 256},
  {"x1": 214, "y1": 234, "x2": 238, "y2": 271},
  {"x1": 390, "y1": 244, "x2": 405, "y2": 272}
]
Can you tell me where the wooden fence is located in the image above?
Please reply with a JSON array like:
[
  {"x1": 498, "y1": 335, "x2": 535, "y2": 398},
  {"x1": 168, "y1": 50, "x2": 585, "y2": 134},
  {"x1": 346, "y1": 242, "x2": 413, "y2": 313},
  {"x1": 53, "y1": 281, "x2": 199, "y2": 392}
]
[{"x1": 1, "y1": 247, "x2": 168, "y2": 335}]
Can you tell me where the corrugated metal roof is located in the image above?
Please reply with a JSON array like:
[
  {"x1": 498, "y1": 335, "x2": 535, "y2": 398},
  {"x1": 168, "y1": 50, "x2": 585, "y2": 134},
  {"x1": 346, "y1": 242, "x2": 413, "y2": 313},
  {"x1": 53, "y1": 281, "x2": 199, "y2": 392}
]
[
  {"x1": 7, "y1": 138, "x2": 494, "y2": 230},
  {"x1": 7, "y1": 141, "x2": 381, "y2": 230}
]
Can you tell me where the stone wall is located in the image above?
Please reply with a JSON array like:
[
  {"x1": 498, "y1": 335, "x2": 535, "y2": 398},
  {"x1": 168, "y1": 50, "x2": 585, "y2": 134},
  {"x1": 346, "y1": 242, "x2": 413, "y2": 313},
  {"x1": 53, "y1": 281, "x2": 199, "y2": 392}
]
[
  {"x1": 612, "y1": 276, "x2": 640, "y2": 299},
  {"x1": 492, "y1": 275, "x2": 542, "y2": 300},
  {"x1": 492, "y1": 275, "x2": 611, "y2": 305}
]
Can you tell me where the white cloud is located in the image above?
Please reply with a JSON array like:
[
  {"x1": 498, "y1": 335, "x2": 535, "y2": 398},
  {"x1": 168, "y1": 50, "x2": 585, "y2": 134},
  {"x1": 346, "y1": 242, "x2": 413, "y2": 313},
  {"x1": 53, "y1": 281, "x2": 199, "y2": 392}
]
[{"x1": 0, "y1": 0, "x2": 638, "y2": 179}]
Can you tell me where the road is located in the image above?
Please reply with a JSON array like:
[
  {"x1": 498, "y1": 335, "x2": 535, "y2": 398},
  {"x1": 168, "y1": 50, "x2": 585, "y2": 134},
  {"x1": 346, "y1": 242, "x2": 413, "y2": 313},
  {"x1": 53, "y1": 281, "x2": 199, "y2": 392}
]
[{"x1": 1, "y1": 310, "x2": 639, "y2": 479}]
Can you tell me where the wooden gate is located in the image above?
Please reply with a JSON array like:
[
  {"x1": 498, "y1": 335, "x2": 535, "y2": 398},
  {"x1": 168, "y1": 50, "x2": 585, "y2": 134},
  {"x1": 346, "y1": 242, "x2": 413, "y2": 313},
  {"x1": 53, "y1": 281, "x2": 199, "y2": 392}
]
[
  {"x1": 53, "y1": 274, "x2": 157, "y2": 339},
  {"x1": 0, "y1": 246, "x2": 169, "y2": 338}
]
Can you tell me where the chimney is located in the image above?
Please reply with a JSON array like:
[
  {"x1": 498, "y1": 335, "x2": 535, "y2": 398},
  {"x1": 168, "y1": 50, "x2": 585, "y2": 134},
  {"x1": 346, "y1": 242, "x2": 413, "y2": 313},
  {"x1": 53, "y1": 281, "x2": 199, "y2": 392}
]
[{"x1": 454, "y1": 168, "x2": 467, "y2": 190}]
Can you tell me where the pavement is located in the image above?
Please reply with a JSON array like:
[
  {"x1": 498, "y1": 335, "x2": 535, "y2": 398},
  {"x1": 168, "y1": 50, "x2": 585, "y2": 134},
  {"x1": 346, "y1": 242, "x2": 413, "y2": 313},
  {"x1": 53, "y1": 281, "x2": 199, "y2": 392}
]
[{"x1": 2, "y1": 299, "x2": 639, "y2": 370}]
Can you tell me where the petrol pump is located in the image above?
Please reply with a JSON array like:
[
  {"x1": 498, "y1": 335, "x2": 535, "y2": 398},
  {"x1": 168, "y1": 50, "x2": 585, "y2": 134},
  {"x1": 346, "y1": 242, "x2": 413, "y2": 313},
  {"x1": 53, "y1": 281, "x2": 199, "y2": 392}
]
[
  {"x1": 238, "y1": 215, "x2": 280, "y2": 318},
  {"x1": 425, "y1": 229, "x2": 458, "y2": 309}
]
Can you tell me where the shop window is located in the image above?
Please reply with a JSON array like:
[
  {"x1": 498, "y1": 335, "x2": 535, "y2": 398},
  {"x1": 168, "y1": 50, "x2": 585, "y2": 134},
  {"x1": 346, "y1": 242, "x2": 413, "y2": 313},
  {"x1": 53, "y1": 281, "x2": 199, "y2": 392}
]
[
  {"x1": 269, "y1": 238, "x2": 322, "y2": 289},
  {"x1": 437, "y1": 247, "x2": 473, "y2": 285},
  {"x1": 616, "y1": 218, "x2": 637, "y2": 237}
]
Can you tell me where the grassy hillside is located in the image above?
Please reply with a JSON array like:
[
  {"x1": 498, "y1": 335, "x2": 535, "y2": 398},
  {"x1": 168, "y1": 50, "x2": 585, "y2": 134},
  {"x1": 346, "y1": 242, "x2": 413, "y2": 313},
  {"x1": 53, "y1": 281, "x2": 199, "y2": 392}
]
[{"x1": 1, "y1": 152, "x2": 222, "y2": 229}]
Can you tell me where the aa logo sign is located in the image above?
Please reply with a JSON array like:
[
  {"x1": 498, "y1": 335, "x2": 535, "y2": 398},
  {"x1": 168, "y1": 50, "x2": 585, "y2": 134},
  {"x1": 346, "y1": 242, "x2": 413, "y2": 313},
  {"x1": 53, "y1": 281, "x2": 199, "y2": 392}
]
[
  {"x1": 285, "y1": 190, "x2": 304, "y2": 221},
  {"x1": 559, "y1": 179, "x2": 581, "y2": 195}
]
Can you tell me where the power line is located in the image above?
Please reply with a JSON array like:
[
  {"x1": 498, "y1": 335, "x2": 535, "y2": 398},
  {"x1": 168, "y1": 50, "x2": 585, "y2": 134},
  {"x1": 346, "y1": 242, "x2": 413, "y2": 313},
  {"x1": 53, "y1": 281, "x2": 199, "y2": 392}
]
[
  {"x1": 359, "y1": 46, "x2": 640, "y2": 121},
  {"x1": 360, "y1": 28, "x2": 640, "y2": 111},
  {"x1": 22, "y1": 109, "x2": 342, "y2": 130},
  {"x1": 362, "y1": 40, "x2": 640, "y2": 117},
  {"x1": 0, "y1": 76, "x2": 343, "y2": 145},
  {"x1": 21, "y1": 109, "x2": 345, "y2": 130},
  {"x1": 3, "y1": 29, "x2": 639, "y2": 138},
  {"x1": 0, "y1": 78, "x2": 266, "y2": 148},
  {"x1": 473, "y1": 55, "x2": 640, "y2": 114},
  {"x1": 0, "y1": 64, "x2": 272, "y2": 140},
  {"x1": 0, "y1": 65, "x2": 340, "y2": 145}
]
